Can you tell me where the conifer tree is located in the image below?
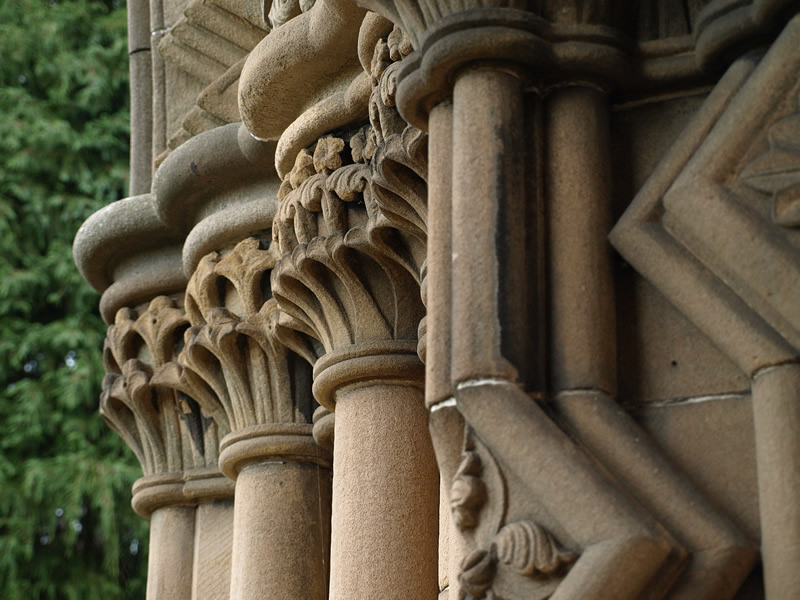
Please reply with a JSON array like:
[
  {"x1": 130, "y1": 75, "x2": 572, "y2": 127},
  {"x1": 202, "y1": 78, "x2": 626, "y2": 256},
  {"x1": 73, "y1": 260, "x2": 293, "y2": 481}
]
[{"x1": 0, "y1": 0, "x2": 149, "y2": 597}]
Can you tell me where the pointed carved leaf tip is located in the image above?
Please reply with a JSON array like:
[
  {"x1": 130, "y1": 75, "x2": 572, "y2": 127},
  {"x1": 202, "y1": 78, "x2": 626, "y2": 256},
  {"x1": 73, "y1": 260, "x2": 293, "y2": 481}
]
[
  {"x1": 187, "y1": 237, "x2": 278, "y2": 324},
  {"x1": 740, "y1": 91, "x2": 800, "y2": 226},
  {"x1": 100, "y1": 297, "x2": 200, "y2": 475},
  {"x1": 100, "y1": 374, "x2": 147, "y2": 470},
  {"x1": 181, "y1": 239, "x2": 312, "y2": 431}
]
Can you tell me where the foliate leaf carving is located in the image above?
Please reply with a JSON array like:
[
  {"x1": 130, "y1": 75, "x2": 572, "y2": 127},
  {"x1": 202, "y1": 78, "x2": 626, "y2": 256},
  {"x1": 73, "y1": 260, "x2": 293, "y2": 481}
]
[
  {"x1": 493, "y1": 521, "x2": 577, "y2": 577},
  {"x1": 386, "y1": 25, "x2": 412, "y2": 62},
  {"x1": 270, "y1": 26, "x2": 428, "y2": 359},
  {"x1": 740, "y1": 91, "x2": 800, "y2": 226},
  {"x1": 288, "y1": 148, "x2": 317, "y2": 190},
  {"x1": 313, "y1": 136, "x2": 346, "y2": 174},
  {"x1": 185, "y1": 236, "x2": 278, "y2": 324},
  {"x1": 103, "y1": 297, "x2": 187, "y2": 372},
  {"x1": 451, "y1": 449, "x2": 487, "y2": 531},
  {"x1": 354, "y1": 0, "x2": 530, "y2": 48},
  {"x1": 100, "y1": 297, "x2": 200, "y2": 475},
  {"x1": 180, "y1": 238, "x2": 314, "y2": 432},
  {"x1": 149, "y1": 360, "x2": 225, "y2": 467},
  {"x1": 460, "y1": 549, "x2": 497, "y2": 600},
  {"x1": 458, "y1": 520, "x2": 576, "y2": 600}
]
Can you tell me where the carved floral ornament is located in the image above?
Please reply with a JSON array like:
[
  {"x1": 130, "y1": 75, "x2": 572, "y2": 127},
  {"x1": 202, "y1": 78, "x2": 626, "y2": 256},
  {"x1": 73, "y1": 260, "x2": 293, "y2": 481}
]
[
  {"x1": 101, "y1": 235, "x2": 325, "y2": 486},
  {"x1": 459, "y1": 521, "x2": 577, "y2": 600},
  {"x1": 740, "y1": 87, "x2": 800, "y2": 227},
  {"x1": 105, "y1": 27, "x2": 430, "y2": 449},
  {"x1": 96, "y1": 27, "x2": 433, "y2": 472},
  {"x1": 101, "y1": 297, "x2": 196, "y2": 476},
  {"x1": 268, "y1": 25, "x2": 430, "y2": 384},
  {"x1": 447, "y1": 427, "x2": 577, "y2": 599},
  {"x1": 162, "y1": 237, "x2": 316, "y2": 435},
  {"x1": 100, "y1": 295, "x2": 239, "y2": 516}
]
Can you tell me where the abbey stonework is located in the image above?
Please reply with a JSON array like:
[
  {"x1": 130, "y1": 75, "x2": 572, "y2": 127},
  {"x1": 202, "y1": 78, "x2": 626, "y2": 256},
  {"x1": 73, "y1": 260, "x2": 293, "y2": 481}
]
[{"x1": 73, "y1": 0, "x2": 800, "y2": 598}]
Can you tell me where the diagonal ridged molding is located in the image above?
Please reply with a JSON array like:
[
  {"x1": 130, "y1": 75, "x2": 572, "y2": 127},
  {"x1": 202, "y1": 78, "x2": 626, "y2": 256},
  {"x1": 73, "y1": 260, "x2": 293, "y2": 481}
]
[{"x1": 610, "y1": 15, "x2": 800, "y2": 374}]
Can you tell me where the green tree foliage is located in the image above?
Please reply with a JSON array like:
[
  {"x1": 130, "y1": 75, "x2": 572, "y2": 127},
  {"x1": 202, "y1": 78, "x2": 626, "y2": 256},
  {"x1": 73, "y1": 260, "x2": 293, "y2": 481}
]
[{"x1": 0, "y1": 0, "x2": 149, "y2": 597}]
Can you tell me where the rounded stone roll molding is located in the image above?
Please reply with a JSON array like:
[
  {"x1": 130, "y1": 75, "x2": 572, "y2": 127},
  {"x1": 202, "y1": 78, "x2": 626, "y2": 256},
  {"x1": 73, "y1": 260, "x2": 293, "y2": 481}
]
[{"x1": 217, "y1": 423, "x2": 332, "y2": 480}]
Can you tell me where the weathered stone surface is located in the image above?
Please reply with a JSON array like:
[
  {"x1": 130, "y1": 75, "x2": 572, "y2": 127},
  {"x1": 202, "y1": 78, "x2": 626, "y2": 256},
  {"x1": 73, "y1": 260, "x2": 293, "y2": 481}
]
[{"x1": 73, "y1": 1, "x2": 800, "y2": 598}]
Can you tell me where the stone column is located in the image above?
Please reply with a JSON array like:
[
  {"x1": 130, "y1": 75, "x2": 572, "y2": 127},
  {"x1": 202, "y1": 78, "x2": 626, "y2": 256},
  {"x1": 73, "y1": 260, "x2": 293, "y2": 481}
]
[
  {"x1": 311, "y1": 349, "x2": 438, "y2": 600},
  {"x1": 101, "y1": 296, "x2": 234, "y2": 600},
  {"x1": 219, "y1": 426, "x2": 331, "y2": 600},
  {"x1": 752, "y1": 362, "x2": 800, "y2": 597},
  {"x1": 132, "y1": 476, "x2": 195, "y2": 600},
  {"x1": 425, "y1": 99, "x2": 468, "y2": 599},
  {"x1": 74, "y1": 194, "x2": 237, "y2": 599},
  {"x1": 359, "y1": 2, "x2": 758, "y2": 598},
  {"x1": 173, "y1": 238, "x2": 333, "y2": 600},
  {"x1": 264, "y1": 26, "x2": 439, "y2": 600},
  {"x1": 183, "y1": 469, "x2": 236, "y2": 600},
  {"x1": 127, "y1": 0, "x2": 152, "y2": 194}
]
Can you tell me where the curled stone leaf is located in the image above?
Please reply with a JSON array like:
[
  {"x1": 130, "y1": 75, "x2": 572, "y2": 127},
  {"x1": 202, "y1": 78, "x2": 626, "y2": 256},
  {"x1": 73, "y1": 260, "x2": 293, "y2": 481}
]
[
  {"x1": 387, "y1": 26, "x2": 412, "y2": 61},
  {"x1": 289, "y1": 149, "x2": 315, "y2": 189},
  {"x1": 450, "y1": 450, "x2": 486, "y2": 530},
  {"x1": 459, "y1": 549, "x2": 496, "y2": 600},
  {"x1": 493, "y1": 520, "x2": 577, "y2": 578},
  {"x1": 370, "y1": 38, "x2": 391, "y2": 84},
  {"x1": 313, "y1": 136, "x2": 345, "y2": 175}
]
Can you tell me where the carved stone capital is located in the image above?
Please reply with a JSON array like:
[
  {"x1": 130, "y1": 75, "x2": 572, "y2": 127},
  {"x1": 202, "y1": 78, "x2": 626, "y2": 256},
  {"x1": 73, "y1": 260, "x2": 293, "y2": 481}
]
[
  {"x1": 264, "y1": 27, "x2": 430, "y2": 408},
  {"x1": 101, "y1": 296, "x2": 235, "y2": 517},
  {"x1": 359, "y1": 1, "x2": 800, "y2": 129},
  {"x1": 179, "y1": 239, "x2": 313, "y2": 424},
  {"x1": 101, "y1": 297, "x2": 197, "y2": 476}
]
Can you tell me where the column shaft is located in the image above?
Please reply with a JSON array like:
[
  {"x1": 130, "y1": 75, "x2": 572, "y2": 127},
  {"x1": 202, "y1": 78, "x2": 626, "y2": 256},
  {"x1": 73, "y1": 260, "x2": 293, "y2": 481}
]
[
  {"x1": 147, "y1": 505, "x2": 195, "y2": 600},
  {"x1": 545, "y1": 86, "x2": 616, "y2": 394},
  {"x1": 425, "y1": 100, "x2": 454, "y2": 409},
  {"x1": 229, "y1": 461, "x2": 331, "y2": 600},
  {"x1": 329, "y1": 384, "x2": 439, "y2": 600},
  {"x1": 192, "y1": 500, "x2": 233, "y2": 600},
  {"x1": 451, "y1": 67, "x2": 527, "y2": 383},
  {"x1": 128, "y1": 0, "x2": 152, "y2": 195},
  {"x1": 752, "y1": 363, "x2": 800, "y2": 598}
]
